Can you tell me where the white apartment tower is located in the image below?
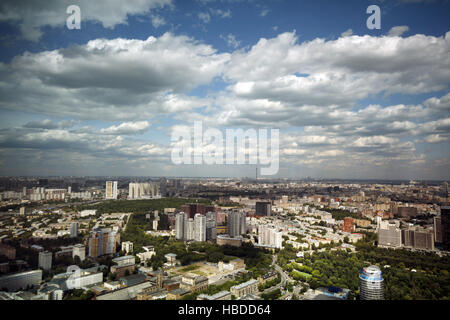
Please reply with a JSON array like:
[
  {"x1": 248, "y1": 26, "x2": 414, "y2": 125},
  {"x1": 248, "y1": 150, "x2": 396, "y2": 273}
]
[
  {"x1": 194, "y1": 214, "x2": 206, "y2": 242},
  {"x1": 105, "y1": 181, "x2": 118, "y2": 200},
  {"x1": 38, "y1": 251, "x2": 52, "y2": 271},
  {"x1": 175, "y1": 212, "x2": 187, "y2": 240}
]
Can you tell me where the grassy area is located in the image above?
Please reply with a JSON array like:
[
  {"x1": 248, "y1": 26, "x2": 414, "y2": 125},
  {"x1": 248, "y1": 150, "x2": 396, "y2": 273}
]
[
  {"x1": 291, "y1": 270, "x2": 312, "y2": 279},
  {"x1": 179, "y1": 265, "x2": 200, "y2": 273}
]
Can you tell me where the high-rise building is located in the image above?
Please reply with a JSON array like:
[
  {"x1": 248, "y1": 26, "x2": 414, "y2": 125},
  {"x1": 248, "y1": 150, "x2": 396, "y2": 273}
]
[
  {"x1": 72, "y1": 244, "x2": 86, "y2": 261},
  {"x1": 88, "y1": 228, "x2": 119, "y2": 258},
  {"x1": 105, "y1": 181, "x2": 118, "y2": 200},
  {"x1": 70, "y1": 222, "x2": 78, "y2": 238},
  {"x1": 160, "y1": 178, "x2": 167, "y2": 197},
  {"x1": 258, "y1": 225, "x2": 283, "y2": 248},
  {"x1": 378, "y1": 225, "x2": 402, "y2": 248},
  {"x1": 38, "y1": 251, "x2": 52, "y2": 271},
  {"x1": 401, "y1": 227, "x2": 434, "y2": 251},
  {"x1": 228, "y1": 211, "x2": 246, "y2": 238},
  {"x1": 186, "y1": 218, "x2": 195, "y2": 241},
  {"x1": 180, "y1": 203, "x2": 216, "y2": 219},
  {"x1": 175, "y1": 212, "x2": 187, "y2": 240},
  {"x1": 359, "y1": 265, "x2": 384, "y2": 300},
  {"x1": 434, "y1": 216, "x2": 442, "y2": 244},
  {"x1": 206, "y1": 211, "x2": 217, "y2": 240},
  {"x1": 441, "y1": 206, "x2": 450, "y2": 250},
  {"x1": 194, "y1": 214, "x2": 206, "y2": 242},
  {"x1": 397, "y1": 207, "x2": 418, "y2": 219},
  {"x1": 255, "y1": 202, "x2": 272, "y2": 216},
  {"x1": 128, "y1": 182, "x2": 160, "y2": 199}
]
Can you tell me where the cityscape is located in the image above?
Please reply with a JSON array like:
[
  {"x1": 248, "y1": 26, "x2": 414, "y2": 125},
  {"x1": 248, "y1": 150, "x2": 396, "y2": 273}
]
[
  {"x1": 0, "y1": 0, "x2": 449, "y2": 305},
  {"x1": 0, "y1": 177, "x2": 449, "y2": 300}
]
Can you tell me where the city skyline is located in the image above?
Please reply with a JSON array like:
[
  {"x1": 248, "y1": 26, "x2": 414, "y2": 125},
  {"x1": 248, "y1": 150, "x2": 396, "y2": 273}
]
[{"x1": 0, "y1": 0, "x2": 449, "y2": 179}]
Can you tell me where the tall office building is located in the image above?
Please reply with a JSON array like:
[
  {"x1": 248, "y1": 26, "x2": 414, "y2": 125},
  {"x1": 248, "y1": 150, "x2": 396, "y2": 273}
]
[
  {"x1": 378, "y1": 225, "x2": 402, "y2": 248},
  {"x1": 359, "y1": 265, "x2": 384, "y2": 300},
  {"x1": 105, "y1": 181, "x2": 118, "y2": 200},
  {"x1": 255, "y1": 201, "x2": 272, "y2": 216},
  {"x1": 228, "y1": 211, "x2": 246, "y2": 238},
  {"x1": 441, "y1": 206, "x2": 450, "y2": 250},
  {"x1": 186, "y1": 219, "x2": 195, "y2": 241},
  {"x1": 401, "y1": 227, "x2": 434, "y2": 251},
  {"x1": 194, "y1": 214, "x2": 206, "y2": 242},
  {"x1": 175, "y1": 212, "x2": 187, "y2": 240},
  {"x1": 38, "y1": 251, "x2": 52, "y2": 271},
  {"x1": 434, "y1": 216, "x2": 442, "y2": 244},
  {"x1": 206, "y1": 211, "x2": 217, "y2": 240},
  {"x1": 70, "y1": 222, "x2": 78, "y2": 238},
  {"x1": 160, "y1": 178, "x2": 167, "y2": 197},
  {"x1": 88, "y1": 228, "x2": 119, "y2": 258}
]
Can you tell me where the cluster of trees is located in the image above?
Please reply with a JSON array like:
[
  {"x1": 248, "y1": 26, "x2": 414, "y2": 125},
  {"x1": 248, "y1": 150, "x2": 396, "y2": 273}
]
[
  {"x1": 64, "y1": 289, "x2": 95, "y2": 300},
  {"x1": 299, "y1": 245, "x2": 450, "y2": 299},
  {"x1": 307, "y1": 204, "x2": 360, "y2": 221},
  {"x1": 80, "y1": 198, "x2": 210, "y2": 215},
  {"x1": 324, "y1": 208, "x2": 360, "y2": 221},
  {"x1": 260, "y1": 288, "x2": 281, "y2": 300}
]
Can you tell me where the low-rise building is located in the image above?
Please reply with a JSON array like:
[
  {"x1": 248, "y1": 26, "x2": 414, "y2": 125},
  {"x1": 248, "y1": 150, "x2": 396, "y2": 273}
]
[
  {"x1": 0, "y1": 270, "x2": 43, "y2": 292},
  {"x1": 197, "y1": 290, "x2": 231, "y2": 300},
  {"x1": 167, "y1": 288, "x2": 191, "y2": 300},
  {"x1": 230, "y1": 279, "x2": 259, "y2": 298},
  {"x1": 180, "y1": 274, "x2": 208, "y2": 293}
]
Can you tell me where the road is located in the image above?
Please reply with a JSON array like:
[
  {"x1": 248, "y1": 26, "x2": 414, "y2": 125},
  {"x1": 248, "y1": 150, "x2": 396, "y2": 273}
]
[
  {"x1": 262, "y1": 254, "x2": 295, "y2": 296},
  {"x1": 267, "y1": 254, "x2": 310, "y2": 300}
]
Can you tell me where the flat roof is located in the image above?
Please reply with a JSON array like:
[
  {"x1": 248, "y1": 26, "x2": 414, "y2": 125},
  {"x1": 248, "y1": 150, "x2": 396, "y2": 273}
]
[
  {"x1": 231, "y1": 279, "x2": 258, "y2": 290},
  {"x1": 112, "y1": 255, "x2": 135, "y2": 261}
]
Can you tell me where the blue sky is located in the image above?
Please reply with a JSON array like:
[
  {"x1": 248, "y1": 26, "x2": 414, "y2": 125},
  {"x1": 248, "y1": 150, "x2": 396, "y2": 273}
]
[{"x1": 0, "y1": 0, "x2": 449, "y2": 179}]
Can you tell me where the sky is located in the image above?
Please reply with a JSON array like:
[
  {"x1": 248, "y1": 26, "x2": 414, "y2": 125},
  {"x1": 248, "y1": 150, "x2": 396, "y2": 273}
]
[{"x1": 0, "y1": 0, "x2": 449, "y2": 179}]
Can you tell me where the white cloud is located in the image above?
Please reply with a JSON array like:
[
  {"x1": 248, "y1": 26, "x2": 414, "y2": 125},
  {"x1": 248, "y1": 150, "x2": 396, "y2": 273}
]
[
  {"x1": 150, "y1": 15, "x2": 166, "y2": 28},
  {"x1": 100, "y1": 121, "x2": 151, "y2": 135},
  {"x1": 0, "y1": 0, "x2": 172, "y2": 41},
  {"x1": 341, "y1": 29, "x2": 353, "y2": 37},
  {"x1": 260, "y1": 9, "x2": 270, "y2": 17},
  {"x1": 220, "y1": 34, "x2": 240, "y2": 48},
  {"x1": 0, "y1": 33, "x2": 229, "y2": 120},
  {"x1": 198, "y1": 12, "x2": 211, "y2": 23},
  {"x1": 423, "y1": 134, "x2": 448, "y2": 143},
  {"x1": 388, "y1": 25, "x2": 410, "y2": 37}
]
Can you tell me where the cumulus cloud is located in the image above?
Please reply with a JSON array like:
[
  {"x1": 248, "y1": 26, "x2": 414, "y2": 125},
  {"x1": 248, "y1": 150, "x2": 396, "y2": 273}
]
[
  {"x1": 0, "y1": 0, "x2": 172, "y2": 41},
  {"x1": 0, "y1": 33, "x2": 229, "y2": 120},
  {"x1": 0, "y1": 26, "x2": 449, "y2": 178}
]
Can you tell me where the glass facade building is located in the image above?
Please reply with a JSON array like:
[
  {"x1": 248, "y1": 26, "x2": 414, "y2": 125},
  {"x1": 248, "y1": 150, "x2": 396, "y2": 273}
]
[{"x1": 359, "y1": 265, "x2": 384, "y2": 300}]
